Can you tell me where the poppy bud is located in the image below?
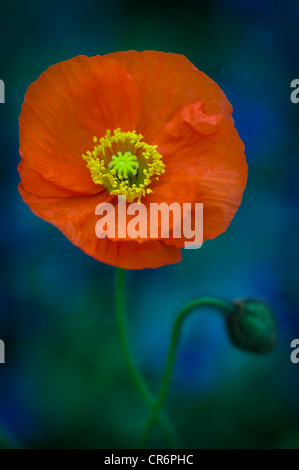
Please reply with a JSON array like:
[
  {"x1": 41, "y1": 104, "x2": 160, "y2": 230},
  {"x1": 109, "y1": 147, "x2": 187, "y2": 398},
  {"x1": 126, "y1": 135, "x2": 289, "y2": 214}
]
[{"x1": 225, "y1": 299, "x2": 277, "y2": 353}]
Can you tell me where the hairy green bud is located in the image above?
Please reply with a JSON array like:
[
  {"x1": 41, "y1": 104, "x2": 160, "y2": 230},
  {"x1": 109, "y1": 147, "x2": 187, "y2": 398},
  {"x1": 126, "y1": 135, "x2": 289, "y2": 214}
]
[{"x1": 225, "y1": 299, "x2": 277, "y2": 353}]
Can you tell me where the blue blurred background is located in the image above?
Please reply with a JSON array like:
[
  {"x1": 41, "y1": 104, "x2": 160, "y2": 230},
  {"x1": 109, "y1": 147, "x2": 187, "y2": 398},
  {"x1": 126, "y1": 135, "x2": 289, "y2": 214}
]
[{"x1": 0, "y1": 0, "x2": 299, "y2": 449}]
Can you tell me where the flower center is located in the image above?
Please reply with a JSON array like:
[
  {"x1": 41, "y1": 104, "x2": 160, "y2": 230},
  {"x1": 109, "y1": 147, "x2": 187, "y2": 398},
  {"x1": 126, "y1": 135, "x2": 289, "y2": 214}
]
[
  {"x1": 82, "y1": 128, "x2": 165, "y2": 202},
  {"x1": 108, "y1": 151, "x2": 139, "y2": 180}
]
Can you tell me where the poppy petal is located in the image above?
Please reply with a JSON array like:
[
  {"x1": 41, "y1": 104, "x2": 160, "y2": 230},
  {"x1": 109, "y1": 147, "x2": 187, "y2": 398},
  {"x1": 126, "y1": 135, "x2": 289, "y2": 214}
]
[
  {"x1": 19, "y1": 184, "x2": 182, "y2": 269},
  {"x1": 19, "y1": 55, "x2": 140, "y2": 196},
  {"x1": 154, "y1": 101, "x2": 248, "y2": 241},
  {"x1": 105, "y1": 50, "x2": 234, "y2": 142}
]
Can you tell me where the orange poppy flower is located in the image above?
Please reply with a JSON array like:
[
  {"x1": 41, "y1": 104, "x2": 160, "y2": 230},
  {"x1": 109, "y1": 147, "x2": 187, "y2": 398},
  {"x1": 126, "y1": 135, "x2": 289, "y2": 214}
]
[{"x1": 18, "y1": 51, "x2": 247, "y2": 269}]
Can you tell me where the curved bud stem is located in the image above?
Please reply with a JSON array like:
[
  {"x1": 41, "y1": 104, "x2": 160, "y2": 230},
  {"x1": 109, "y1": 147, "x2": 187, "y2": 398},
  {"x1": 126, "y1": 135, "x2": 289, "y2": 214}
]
[
  {"x1": 138, "y1": 296, "x2": 235, "y2": 448},
  {"x1": 115, "y1": 268, "x2": 179, "y2": 447}
]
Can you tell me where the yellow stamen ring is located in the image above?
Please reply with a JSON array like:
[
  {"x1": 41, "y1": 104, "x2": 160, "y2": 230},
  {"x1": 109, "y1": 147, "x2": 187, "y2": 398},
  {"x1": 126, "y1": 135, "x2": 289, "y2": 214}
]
[{"x1": 82, "y1": 129, "x2": 165, "y2": 203}]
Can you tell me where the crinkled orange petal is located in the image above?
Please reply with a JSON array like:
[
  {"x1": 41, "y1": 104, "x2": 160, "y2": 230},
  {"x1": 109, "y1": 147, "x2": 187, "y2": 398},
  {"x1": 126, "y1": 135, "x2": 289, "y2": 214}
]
[
  {"x1": 153, "y1": 101, "x2": 248, "y2": 241},
  {"x1": 19, "y1": 184, "x2": 182, "y2": 269},
  {"x1": 105, "y1": 50, "x2": 234, "y2": 142},
  {"x1": 19, "y1": 55, "x2": 140, "y2": 197}
]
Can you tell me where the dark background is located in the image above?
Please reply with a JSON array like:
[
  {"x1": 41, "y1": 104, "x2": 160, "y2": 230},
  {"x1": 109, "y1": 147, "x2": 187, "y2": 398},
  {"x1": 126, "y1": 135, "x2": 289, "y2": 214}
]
[{"x1": 0, "y1": 0, "x2": 299, "y2": 449}]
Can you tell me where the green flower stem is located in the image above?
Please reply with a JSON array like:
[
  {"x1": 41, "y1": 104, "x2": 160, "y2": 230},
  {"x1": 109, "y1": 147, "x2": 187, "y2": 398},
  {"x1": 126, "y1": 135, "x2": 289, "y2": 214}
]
[
  {"x1": 115, "y1": 267, "x2": 179, "y2": 447},
  {"x1": 139, "y1": 296, "x2": 235, "y2": 448}
]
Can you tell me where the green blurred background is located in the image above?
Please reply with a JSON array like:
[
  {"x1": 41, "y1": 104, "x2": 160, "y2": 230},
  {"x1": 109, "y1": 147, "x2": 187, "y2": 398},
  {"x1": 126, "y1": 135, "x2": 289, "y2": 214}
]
[{"x1": 0, "y1": 0, "x2": 299, "y2": 449}]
